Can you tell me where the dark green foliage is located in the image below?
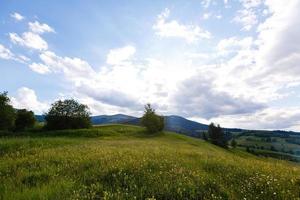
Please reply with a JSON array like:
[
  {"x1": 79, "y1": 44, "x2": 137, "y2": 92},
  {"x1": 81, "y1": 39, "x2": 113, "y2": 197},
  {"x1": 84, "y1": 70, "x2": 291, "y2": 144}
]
[
  {"x1": 231, "y1": 139, "x2": 237, "y2": 148},
  {"x1": 208, "y1": 123, "x2": 228, "y2": 148},
  {"x1": 202, "y1": 132, "x2": 208, "y2": 141},
  {"x1": 0, "y1": 92, "x2": 16, "y2": 130},
  {"x1": 141, "y1": 104, "x2": 164, "y2": 134},
  {"x1": 45, "y1": 99, "x2": 91, "y2": 130},
  {"x1": 15, "y1": 109, "x2": 36, "y2": 131}
]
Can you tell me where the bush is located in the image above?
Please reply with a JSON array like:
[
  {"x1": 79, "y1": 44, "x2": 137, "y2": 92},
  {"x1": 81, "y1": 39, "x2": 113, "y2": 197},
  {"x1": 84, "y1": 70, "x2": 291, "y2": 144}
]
[
  {"x1": 0, "y1": 92, "x2": 16, "y2": 130},
  {"x1": 141, "y1": 104, "x2": 164, "y2": 134},
  {"x1": 45, "y1": 99, "x2": 91, "y2": 130},
  {"x1": 231, "y1": 139, "x2": 237, "y2": 148},
  {"x1": 15, "y1": 109, "x2": 36, "y2": 131}
]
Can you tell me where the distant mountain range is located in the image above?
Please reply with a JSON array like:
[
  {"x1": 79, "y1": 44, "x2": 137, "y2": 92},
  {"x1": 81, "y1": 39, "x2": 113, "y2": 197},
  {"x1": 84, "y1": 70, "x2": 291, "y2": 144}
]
[{"x1": 35, "y1": 114, "x2": 298, "y2": 138}]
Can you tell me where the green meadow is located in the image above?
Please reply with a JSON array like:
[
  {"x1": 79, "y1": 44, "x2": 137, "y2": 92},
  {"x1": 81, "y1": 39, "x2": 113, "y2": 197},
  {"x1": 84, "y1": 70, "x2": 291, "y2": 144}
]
[{"x1": 0, "y1": 124, "x2": 299, "y2": 200}]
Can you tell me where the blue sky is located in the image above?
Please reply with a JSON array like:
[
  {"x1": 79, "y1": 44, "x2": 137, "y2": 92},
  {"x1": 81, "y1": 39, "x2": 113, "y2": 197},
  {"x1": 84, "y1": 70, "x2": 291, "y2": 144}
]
[{"x1": 1, "y1": 0, "x2": 300, "y2": 131}]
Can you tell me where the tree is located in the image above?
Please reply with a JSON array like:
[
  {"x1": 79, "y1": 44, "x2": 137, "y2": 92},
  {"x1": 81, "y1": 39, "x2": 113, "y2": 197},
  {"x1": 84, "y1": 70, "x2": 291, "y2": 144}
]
[
  {"x1": 231, "y1": 139, "x2": 237, "y2": 148},
  {"x1": 208, "y1": 122, "x2": 228, "y2": 148},
  {"x1": 45, "y1": 99, "x2": 91, "y2": 130},
  {"x1": 141, "y1": 104, "x2": 164, "y2": 134},
  {"x1": 15, "y1": 109, "x2": 36, "y2": 131},
  {"x1": 0, "y1": 92, "x2": 16, "y2": 130},
  {"x1": 202, "y1": 132, "x2": 208, "y2": 141}
]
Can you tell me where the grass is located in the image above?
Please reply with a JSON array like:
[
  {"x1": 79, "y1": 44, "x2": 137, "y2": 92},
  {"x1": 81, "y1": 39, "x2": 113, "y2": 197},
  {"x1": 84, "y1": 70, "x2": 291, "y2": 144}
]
[{"x1": 0, "y1": 124, "x2": 300, "y2": 199}]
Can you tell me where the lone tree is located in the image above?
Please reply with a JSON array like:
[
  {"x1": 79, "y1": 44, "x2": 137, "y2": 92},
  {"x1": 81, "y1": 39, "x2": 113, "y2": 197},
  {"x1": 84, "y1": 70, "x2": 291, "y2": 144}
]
[
  {"x1": 0, "y1": 92, "x2": 15, "y2": 130},
  {"x1": 45, "y1": 99, "x2": 91, "y2": 130},
  {"x1": 15, "y1": 109, "x2": 36, "y2": 131},
  {"x1": 141, "y1": 104, "x2": 164, "y2": 134},
  {"x1": 231, "y1": 139, "x2": 237, "y2": 148},
  {"x1": 208, "y1": 122, "x2": 228, "y2": 148}
]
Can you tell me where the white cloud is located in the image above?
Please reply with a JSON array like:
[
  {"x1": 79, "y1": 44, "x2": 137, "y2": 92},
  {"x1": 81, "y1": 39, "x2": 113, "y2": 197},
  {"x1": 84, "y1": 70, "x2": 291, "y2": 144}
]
[
  {"x1": 203, "y1": 13, "x2": 212, "y2": 20},
  {"x1": 153, "y1": 8, "x2": 211, "y2": 43},
  {"x1": 29, "y1": 21, "x2": 55, "y2": 34},
  {"x1": 211, "y1": 107, "x2": 300, "y2": 131},
  {"x1": 233, "y1": 8, "x2": 258, "y2": 31},
  {"x1": 106, "y1": 45, "x2": 136, "y2": 65},
  {"x1": 10, "y1": 12, "x2": 24, "y2": 21},
  {"x1": 202, "y1": 0, "x2": 213, "y2": 8},
  {"x1": 240, "y1": 0, "x2": 262, "y2": 9},
  {"x1": 9, "y1": 32, "x2": 48, "y2": 51},
  {"x1": 29, "y1": 63, "x2": 51, "y2": 74},
  {"x1": 0, "y1": 44, "x2": 30, "y2": 63},
  {"x1": 11, "y1": 87, "x2": 49, "y2": 114},
  {"x1": 233, "y1": 0, "x2": 262, "y2": 31},
  {"x1": 0, "y1": 44, "x2": 14, "y2": 60},
  {"x1": 217, "y1": 36, "x2": 253, "y2": 55}
]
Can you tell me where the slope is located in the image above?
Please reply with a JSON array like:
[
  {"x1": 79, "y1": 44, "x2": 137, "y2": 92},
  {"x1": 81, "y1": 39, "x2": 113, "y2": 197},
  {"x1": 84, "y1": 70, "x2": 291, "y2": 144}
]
[{"x1": 0, "y1": 124, "x2": 299, "y2": 199}]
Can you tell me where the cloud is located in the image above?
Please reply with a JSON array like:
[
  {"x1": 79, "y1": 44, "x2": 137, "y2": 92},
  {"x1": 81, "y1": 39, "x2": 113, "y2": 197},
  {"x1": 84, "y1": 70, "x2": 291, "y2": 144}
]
[
  {"x1": 203, "y1": 13, "x2": 212, "y2": 20},
  {"x1": 0, "y1": 44, "x2": 14, "y2": 60},
  {"x1": 9, "y1": 32, "x2": 48, "y2": 51},
  {"x1": 217, "y1": 36, "x2": 253, "y2": 55},
  {"x1": 256, "y1": 0, "x2": 300, "y2": 78},
  {"x1": 37, "y1": 51, "x2": 95, "y2": 83},
  {"x1": 172, "y1": 75, "x2": 266, "y2": 119},
  {"x1": 106, "y1": 45, "x2": 136, "y2": 65},
  {"x1": 29, "y1": 21, "x2": 55, "y2": 34},
  {"x1": 233, "y1": 8, "x2": 258, "y2": 31},
  {"x1": 29, "y1": 63, "x2": 51, "y2": 74},
  {"x1": 10, "y1": 87, "x2": 49, "y2": 114},
  {"x1": 10, "y1": 12, "x2": 24, "y2": 21},
  {"x1": 233, "y1": 0, "x2": 262, "y2": 31},
  {"x1": 153, "y1": 8, "x2": 211, "y2": 43},
  {"x1": 0, "y1": 44, "x2": 30, "y2": 63},
  {"x1": 211, "y1": 107, "x2": 300, "y2": 131},
  {"x1": 202, "y1": 0, "x2": 213, "y2": 8},
  {"x1": 77, "y1": 84, "x2": 141, "y2": 109}
]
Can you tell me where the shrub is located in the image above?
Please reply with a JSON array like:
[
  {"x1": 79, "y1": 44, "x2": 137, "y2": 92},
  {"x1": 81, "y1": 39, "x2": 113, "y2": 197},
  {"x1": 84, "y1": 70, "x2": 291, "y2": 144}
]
[
  {"x1": 141, "y1": 104, "x2": 164, "y2": 134},
  {"x1": 0, "y1": 92, "x2": 16, "y2": 130},
  {"x1": 45, "y1": 99, "x2": 91, "y2": 130},
  {"x1": 15, "y1": 109, "x2": 36, "y2": 131}
]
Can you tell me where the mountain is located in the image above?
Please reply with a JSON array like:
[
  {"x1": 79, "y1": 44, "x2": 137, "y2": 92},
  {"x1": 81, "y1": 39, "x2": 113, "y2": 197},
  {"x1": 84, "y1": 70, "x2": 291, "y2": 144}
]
[{"x1": 91, "y1": 114, "x2": 136, "y2": 124}]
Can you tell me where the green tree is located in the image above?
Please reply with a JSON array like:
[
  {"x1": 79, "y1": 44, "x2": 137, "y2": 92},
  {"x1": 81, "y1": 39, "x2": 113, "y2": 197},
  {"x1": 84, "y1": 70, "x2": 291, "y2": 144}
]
[
  {"x1": 15, "y1": 109, "x2": 36, "y2": 131},
  {"x1": 231, "y1": 139, "x2": 237, "y2": 148},
  {"x1": 141, "y1": 104, "x2": 164, "y2": 134},
  {"x1": 45, "y1": 99, "x2": 91, "y2": 130},
  {"x1": 0, "y1": 92, "x2": 16, "y2": 130},
  {"x1": 208, "y1": 122, "x2": 228, "y2": 148}
]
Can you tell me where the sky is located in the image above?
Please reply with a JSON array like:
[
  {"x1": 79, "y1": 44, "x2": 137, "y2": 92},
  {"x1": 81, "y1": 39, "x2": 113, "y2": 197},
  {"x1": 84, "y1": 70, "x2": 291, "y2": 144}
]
[{"x1": 1, "y1": 0, "x2": 300, "y2": 131}]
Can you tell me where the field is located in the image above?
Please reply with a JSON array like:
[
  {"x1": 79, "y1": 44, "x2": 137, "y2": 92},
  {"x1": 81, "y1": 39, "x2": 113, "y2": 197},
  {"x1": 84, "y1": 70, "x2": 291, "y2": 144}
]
[
  {"x1": 0, "y1": 125, "x2": 300, "y2": 200},
  {"x1": 234, "y1": 132, "x2": 300, "y2": 161}
]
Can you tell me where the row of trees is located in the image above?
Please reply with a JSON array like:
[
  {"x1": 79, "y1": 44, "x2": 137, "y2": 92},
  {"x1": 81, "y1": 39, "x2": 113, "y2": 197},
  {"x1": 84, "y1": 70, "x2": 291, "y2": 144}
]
[
  {"x1": 1, "y1": 91, "x2": 164, "y2": 133},
  {"x1": 0, "y1": 92, "x2": 35, "y2": 131}
]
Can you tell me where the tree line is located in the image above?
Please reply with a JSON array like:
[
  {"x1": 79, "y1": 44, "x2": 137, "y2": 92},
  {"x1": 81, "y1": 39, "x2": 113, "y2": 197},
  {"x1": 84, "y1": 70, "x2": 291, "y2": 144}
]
[
  {"x1": 0, "y1": 91, "x2": 164, "y2": 134},
  {"x1": 1, "y1": 91, "x2": 235, "y2": 148}
]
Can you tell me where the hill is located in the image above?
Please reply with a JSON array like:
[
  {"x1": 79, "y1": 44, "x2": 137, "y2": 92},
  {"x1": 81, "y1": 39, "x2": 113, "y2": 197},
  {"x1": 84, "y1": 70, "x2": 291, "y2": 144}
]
[
  {"x1": 35, "y1": 114, "x2": 209, "y2": 137},
  {"x1": 0, "y1": 124, "x2": 299, "y2": 199}
]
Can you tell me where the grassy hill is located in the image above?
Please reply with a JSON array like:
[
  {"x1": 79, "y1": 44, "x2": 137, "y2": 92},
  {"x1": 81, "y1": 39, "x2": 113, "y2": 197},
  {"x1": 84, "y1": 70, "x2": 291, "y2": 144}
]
[{"x1": 0, "y1": 125, "x2": 299, "y2": 199}]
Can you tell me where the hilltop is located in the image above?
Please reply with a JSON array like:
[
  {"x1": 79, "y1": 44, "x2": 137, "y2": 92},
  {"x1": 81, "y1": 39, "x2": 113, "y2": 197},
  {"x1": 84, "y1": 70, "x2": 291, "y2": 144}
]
[{"x1": 0, "y1": 124, "x2": 299, "y2": 199}]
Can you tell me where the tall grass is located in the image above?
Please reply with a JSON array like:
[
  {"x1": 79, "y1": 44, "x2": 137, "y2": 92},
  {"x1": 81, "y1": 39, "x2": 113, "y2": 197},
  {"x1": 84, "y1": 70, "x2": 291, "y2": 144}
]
[{"x1": 0, "y1": 125, "x2": 299, "y2": 199}]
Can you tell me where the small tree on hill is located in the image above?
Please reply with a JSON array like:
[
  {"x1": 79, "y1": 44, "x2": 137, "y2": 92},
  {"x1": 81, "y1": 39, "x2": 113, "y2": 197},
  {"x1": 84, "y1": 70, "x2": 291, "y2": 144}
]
[
  {"x1": 15, "y1": 109, "x2": 36, "y2": 131},
  {"x1": 208, "y1": 122, "x2": 228, "y2": 148},
  {"x1": 0, "y1": 92, "x2": 16, "y2": 130},
  {"x1": 141, "y1": 104, "x2": 164, "y2": 134},
  {"x1": 45, "y1": 99, "x2": 91, "y2": 130}
]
